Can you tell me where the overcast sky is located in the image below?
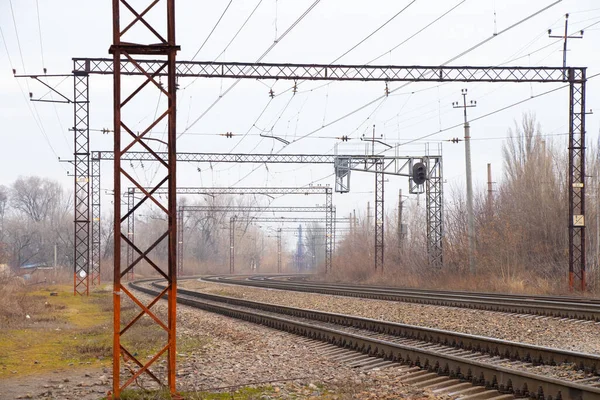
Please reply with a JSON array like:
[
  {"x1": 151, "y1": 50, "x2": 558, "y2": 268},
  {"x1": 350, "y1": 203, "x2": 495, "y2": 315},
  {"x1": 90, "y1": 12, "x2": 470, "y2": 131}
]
[{"x1": 1, "y1": 0, "x2": 599, "y2": 233}]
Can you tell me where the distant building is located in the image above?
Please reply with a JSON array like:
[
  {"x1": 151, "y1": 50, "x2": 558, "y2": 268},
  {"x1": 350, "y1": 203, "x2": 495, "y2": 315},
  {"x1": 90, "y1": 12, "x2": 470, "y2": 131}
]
[{"x1": 19, "y1": 262, "x2": 54, "y2": 279}]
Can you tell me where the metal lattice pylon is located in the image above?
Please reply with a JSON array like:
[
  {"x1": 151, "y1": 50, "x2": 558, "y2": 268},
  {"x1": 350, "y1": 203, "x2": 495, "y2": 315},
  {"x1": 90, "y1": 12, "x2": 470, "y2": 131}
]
[
  {"x1": 110, "y1": 0, "x2": 179, "y2": 397},
  {"x1": 374, "y1": 160, "x2": 384, "y2": 270},
  {"x1": 569, "y1": 69, "x2": 586, "y2": 291},
  {"x1": 73, "y1": 70, "x2": 89, "y2": 295},
  {"x1": 90, "y1": 156, "x2": 101, "y2": 285},
  {"x1": 426, "y1": 156, "x2": 444, "y2": 268}
]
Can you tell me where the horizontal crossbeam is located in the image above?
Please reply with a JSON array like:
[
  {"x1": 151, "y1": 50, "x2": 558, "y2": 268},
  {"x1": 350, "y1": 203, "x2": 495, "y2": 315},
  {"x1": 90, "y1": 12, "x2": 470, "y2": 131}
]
[
  {"x1": 93, "y1": 151, "x2": 438, "y2": 177},
  {"x1": 181, "y1": 206, "x2": 328, "y2": 213},
  {"x1": 132, "y1": 186, "x2": 331, "y2": 195},
  {"x1": 74, "y1": 58, "x2": 584, "y2": 83}
]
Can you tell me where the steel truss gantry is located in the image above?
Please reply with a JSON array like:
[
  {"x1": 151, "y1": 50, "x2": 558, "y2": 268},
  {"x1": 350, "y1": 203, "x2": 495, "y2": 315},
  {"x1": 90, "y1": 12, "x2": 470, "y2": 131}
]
[
  {"x1": 92, "y1": 150, "x2": 440, "y2": 270},
  {"x1": 109, "y1": 0, "x2": 179, "y2": 397},
  {"x1": 124, "y1": 186, "x2": 333, "y2": 273},
  {"x1": 231, "y1": 216, "x2": 350, "y2": 273},
  {"x1": 19, "y1": 60, "x2": 585, "y2": 298},
  {"x1": 75, "y1": 59, "x2": 584, "y2": 288},
  {"x1": 179, "y1": 205, "x2": 331, "y2": 274}
]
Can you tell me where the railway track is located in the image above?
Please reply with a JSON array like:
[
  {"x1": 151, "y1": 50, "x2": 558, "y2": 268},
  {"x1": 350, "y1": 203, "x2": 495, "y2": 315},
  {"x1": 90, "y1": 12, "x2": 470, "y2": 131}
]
[
  {"x1": 202, "y1": 275, "x2": 600, "y2": 321},
  {"x1": 131, "y1": 279, "x2": 600, "y2": 400}
]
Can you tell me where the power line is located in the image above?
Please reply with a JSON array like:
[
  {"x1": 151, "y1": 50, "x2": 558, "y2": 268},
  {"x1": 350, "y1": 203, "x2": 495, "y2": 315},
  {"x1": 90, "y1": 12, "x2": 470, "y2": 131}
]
[
  {"x1": 190, "y1": 0, "x2": 233, "y2": 61},
  {"x1": 367, "y1": 0, "x2": 466, "y2": 64},
  {"x1": 394, "y1": 71, "x2": 600, "y2": 149},
  {"x1": 289, "y1": 0, "x2": 563, "y2": 146},
  {"x1": 332, "y1": 0, "x2": 418, "y2": 64},
  {"x1": 180, "y1": 0, "x2": 322, "y2": 137},
  {"x1": 5, "y1": 0, "x2": 64, "y2": 164}
]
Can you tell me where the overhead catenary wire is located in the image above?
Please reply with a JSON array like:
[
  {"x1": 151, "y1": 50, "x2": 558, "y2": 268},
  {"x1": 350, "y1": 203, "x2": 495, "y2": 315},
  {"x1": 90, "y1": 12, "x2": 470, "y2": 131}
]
[
  {"x1": 367, "y1": 0, "x2": 467, "y2": 64},
  {"x1": 208, "y1": 2, "x2": 566, "y2": 189},
  {"x1": 288, "y1": 0, "x2": 564, "y2": 147},
  {"x1": 4, "y1": 1, "x2": 64, "y2": 165},
  {"x1": 180, "y1": 0, "x2": 322, "y2": 138},
  {"x1": 332, "y1": 0, "x2": 419, "y2": 64},
  {"x1": 190, "y1": 0, "x2": 233, "y2": 61},
  {"x1": 393, "y1": 71, "x2": 600, "y2": 149}
]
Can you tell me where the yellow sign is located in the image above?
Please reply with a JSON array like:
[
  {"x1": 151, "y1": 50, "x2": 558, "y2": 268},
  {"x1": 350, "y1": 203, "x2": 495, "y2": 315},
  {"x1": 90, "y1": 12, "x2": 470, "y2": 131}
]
[{"x1": 573, "y1": 215, "x2": 585, "y2": 226}]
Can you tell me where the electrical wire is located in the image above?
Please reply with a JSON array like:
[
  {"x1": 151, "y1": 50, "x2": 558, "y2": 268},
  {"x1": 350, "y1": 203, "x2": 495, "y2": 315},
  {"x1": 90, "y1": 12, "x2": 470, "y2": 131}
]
[
  {"x1": 367, "y1": 0, "x2": 466, "y2": 64},
  {"x1": 4, "y1": 1, "x2": 64, "y2": 165},
  {"x1": 332, "y1": 0, "x2": 418, "y2": 64},
  {"x1": 394, "y1": 71, "x2": 600, "y2": 149},
  {"x1": 180, "y1": 0, "x2": 322, "y2": 137},
  {"x1": 182, "y1": 0, "x2": 265, "y2": 91},
  {"x1": 190, "y1": 0, "x2": 233, "y2": 61},
  {"x1": 289, "y1": 0, "x2": 564, "y2": 146}
]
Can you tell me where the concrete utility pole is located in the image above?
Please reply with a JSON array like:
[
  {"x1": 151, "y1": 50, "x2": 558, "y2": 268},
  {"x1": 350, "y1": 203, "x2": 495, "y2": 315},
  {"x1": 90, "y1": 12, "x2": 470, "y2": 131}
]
[
  {"x1": 487, "y1": 163, "x2": 493, "y2": 211},
  {"x1": 398, "y1": 189, "x2": 404, "y2": 253},
  {"x1": 453, "y1": 89, "x2": 477, "y2": 274}
]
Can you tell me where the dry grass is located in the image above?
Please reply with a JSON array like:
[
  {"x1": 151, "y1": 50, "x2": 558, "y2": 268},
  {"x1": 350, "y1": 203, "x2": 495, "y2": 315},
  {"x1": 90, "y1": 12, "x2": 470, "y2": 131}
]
[{"x1": 325, "y1": 234, "x2": 588, "y2": 296}]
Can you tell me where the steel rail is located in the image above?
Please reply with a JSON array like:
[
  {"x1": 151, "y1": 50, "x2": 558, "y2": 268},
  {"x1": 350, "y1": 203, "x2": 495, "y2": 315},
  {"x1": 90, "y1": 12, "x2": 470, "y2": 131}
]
[
  {"x1": 160, "y1": 281, "x2": 600, "y2": 373},
  {"x1": 131, "y1": 279, "x2": 600, "y2": 400},
  {"x1": 204, "y1": 276, "x2": 600, "y2": 321},
  {"x1": 262, "y1": 275, "x2": 600, "y2": 305}
]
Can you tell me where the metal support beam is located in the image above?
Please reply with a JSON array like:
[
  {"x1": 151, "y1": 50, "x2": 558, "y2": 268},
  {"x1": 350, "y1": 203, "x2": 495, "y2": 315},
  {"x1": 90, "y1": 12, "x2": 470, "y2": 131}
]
[
  {"x1": 73, "y1": 58, "x2": 571, "y2": 83},
  {"x1": 569, "y1": 69, "x2": 586, "y2": 291},
  {"x1": 374, "y1": 160, "x2": 384, "y2": 270},
  {"x1": 177, "y1": 207, "x2": 184, "y2": 276},
  {"x1": 90, "y1": 156, "x2": 101, "y2": 285},
  {"x1": 426, "y1": 155, "x2": 444, "y2": 268},
  {"x1": 110, "y1": 0, "x2": 179, "y2": 396},
  {"x1": 325, "y1": 187, "x2": 333, "y2": 272},
  {"x1": 277, "y1": 228, "x2": 282, "y2": 273},
  {"x1": 73, "y1": 70, "x2": 89, "y2": 296},
  {"x1": 230, "y1": 216, "x2": 236, "y2": 273}
]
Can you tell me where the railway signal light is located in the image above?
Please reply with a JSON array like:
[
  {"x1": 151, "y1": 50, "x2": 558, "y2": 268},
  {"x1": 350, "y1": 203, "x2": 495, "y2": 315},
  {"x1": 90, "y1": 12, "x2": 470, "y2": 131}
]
[{"x1": 412, "y1": 162, "x2": 427, "y2": 185}]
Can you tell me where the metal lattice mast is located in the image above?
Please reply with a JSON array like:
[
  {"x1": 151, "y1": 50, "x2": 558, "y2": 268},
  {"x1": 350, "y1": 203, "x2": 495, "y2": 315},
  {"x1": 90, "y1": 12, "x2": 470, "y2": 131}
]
[
  {"x1": 325, "y1": 187, "x2": 333, "y2": 272},
  {"x1": 73, "y1": 69, "x2": 90, "y2": 296},
  {"x1": 90, "y1": 155, "x2": 101, "y2": 285},
  {"x1": 426, "y1": 156, "x2": 444, "y2": 268},
  {"x1": 569, "y1": 69, "x2": 586, "y2": 291},
  {"x1": 277, "y1": 228, "x2": 282, "y2": 273},
  {"x1": 110, "y1": 0, "x2": 179, "y2": 396},
  {"x1": 177, "y1": 208, "x2": 184, "y2": 275},
  {"x1": 374, "y1": 160, "x2": 384, "y2": 270},
  {"x1": 230, "y1": 216, "x2": 236, "y2": 273}
]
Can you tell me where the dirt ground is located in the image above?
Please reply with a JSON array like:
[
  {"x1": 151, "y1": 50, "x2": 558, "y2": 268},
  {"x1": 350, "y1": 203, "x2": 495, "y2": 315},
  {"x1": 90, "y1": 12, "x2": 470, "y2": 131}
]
[{"x1": 0, "y1": 367, "x2": 110, "y2": 400}]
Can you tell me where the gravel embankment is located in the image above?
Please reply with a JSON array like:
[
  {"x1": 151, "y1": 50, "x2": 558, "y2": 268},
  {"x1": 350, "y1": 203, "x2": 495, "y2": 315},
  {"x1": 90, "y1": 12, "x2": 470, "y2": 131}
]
[
  {"x1": 11, "y1": 288, "x2": 454, "y2": 399},
  {"x1": 134, "y1": 291, "x2": 454, "y2": 399},
  {"x1": 181, "y1": 280, "x2": 600, "y2": 355}
]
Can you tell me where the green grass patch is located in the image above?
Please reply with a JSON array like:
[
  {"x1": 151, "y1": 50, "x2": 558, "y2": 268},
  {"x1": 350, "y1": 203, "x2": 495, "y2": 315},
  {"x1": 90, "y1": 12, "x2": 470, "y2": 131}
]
[{"x1": 0, "y1": 284, "x2": 113, "y2": 378}]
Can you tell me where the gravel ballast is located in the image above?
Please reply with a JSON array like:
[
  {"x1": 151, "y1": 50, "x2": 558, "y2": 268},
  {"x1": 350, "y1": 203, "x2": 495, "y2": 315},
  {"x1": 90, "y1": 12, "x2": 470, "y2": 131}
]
[
  {"x1": 138, "y1": 291, "x2": 454, "y2": 399},
  {"x1": 182, "y1": 279, "x2": 600, "y2": 355}
]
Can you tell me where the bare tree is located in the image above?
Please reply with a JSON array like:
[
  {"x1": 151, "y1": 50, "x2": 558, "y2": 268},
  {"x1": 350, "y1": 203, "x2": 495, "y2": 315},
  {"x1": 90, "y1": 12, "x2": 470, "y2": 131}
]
[{"x1": 10, "y1": 176, "x2": 63, "y2": 222}]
